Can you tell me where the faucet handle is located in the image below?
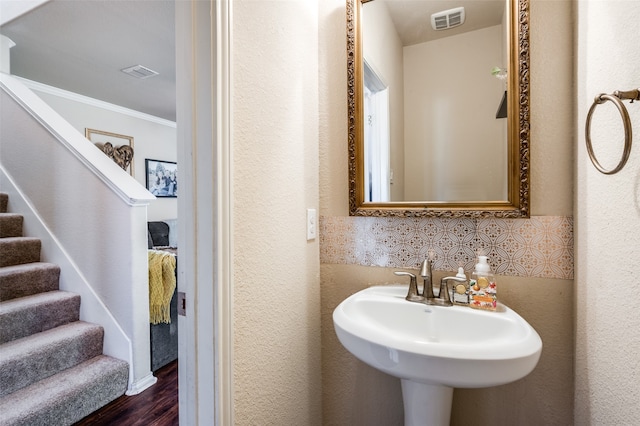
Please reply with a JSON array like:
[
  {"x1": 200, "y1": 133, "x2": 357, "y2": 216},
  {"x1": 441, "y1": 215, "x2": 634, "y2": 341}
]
[
  {"x1": 394, "y1": 271, "x2": 424, "y2": 302},
  {"x1": 438, "y1": 276, "x2": 467, "y2": 306},
  {"x1": 440, "y1": 279, "x2": 453, "y2": 304}
]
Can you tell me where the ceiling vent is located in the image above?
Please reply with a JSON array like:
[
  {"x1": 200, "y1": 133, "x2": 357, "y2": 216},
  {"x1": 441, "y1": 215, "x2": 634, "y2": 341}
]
[
  {"x1": 121, "y1": 64, "x2": 159, "y2": 79},
  {"x1": 431, "y1": 7, "x2": 465, "y2": 31}
]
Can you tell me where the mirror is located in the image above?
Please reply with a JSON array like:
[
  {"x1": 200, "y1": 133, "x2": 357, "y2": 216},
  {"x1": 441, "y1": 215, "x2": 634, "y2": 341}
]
[{"x1": 347, "y1": 0, "x2": 530, "y2": 218}]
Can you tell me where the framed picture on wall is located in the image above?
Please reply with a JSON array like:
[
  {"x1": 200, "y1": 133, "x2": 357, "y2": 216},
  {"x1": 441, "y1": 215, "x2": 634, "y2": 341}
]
[
  {"x1": 145, "y1": 159, "x2": 178, "y2": 198},
  {"x1": 85, "y1": 128, "x2": 135, "y2": 176}
]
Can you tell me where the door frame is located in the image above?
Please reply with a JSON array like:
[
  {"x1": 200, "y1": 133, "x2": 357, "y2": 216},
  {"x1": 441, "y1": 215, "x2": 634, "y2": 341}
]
[{"x1": 176, "y1": 0, "x2": 233, "y2": 424}]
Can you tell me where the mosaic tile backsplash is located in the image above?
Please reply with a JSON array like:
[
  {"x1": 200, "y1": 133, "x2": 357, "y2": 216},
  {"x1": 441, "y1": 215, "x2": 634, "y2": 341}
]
[{"x1": 320, "y1": 216, "x2": 573, "y2": 280}]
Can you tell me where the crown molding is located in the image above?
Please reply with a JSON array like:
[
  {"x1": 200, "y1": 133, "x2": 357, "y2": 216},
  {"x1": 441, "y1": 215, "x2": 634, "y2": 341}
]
[{"x1": 14, "y1": 75, "x2": 176, "y2": 128}]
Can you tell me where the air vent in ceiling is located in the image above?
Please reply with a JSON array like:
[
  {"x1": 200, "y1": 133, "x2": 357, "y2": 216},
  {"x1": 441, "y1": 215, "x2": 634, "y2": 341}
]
[
  {"x1": 121, "y1": 64, "x2": 159, "y2": 79},
  {"x1": 431, "y1": 7, "x2": 465, "y2": 31}
]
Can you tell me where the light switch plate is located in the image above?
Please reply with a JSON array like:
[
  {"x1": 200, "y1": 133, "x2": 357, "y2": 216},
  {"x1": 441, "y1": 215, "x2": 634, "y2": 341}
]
[{"x1": 307, "y1": 208, "x2": 316, "y2": 241}]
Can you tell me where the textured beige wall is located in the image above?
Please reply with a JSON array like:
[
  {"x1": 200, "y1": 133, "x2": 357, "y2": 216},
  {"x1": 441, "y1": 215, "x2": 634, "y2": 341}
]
[
  {"x1": 319, "y1": 0, "x2": 575, "y2": 424},
  {"x1": 232, "y1": 1, "x2": 321, "y2": 424},
  {"x1": 574, "y1": 1, "x2": 640, "y2": 423},
  {"x1": 320, "y1": 0, "x2": 351, "y2": 218},
  {"x1": 529, "y1": 1, "x2": 574, "y2": 217}
]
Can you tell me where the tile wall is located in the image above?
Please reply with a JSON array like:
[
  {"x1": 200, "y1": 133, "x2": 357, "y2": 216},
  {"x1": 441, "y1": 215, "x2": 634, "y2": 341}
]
[{"x1": 320, "y1": 216, "x2": 573, "y2": 280}]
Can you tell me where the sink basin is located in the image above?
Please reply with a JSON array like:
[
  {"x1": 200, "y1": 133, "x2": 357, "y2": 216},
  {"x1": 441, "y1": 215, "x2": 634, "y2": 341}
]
[{"x1": 333, "y1": 285, "x2": 542, "y2": 425}]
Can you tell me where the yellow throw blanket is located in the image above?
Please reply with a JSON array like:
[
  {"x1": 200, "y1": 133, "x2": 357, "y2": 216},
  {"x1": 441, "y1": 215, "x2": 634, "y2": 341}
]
[{"x1": 148, "y1": 250, "x2": 177, "y2": 324}]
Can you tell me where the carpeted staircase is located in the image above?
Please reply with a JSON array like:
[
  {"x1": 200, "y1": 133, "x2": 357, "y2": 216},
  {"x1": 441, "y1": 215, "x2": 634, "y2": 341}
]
[{"x1": 0, "y1": 192, "x2": 129, "y2": 425}]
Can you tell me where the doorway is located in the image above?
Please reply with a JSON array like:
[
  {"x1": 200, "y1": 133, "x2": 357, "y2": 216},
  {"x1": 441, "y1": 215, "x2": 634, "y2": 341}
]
[{"x1": 363, "y1": 59, "x2": 391, "y2": 202}]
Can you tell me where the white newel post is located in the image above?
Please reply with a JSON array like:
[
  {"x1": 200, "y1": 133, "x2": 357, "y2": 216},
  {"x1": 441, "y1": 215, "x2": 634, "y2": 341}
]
[{"x1": 0, "y1": 35, "x2": 16, "y2": 74}]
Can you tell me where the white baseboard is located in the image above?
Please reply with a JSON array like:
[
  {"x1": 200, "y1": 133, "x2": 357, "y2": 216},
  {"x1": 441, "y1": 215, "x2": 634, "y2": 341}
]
[{"x1": 126, "y1": 372, "x2": 158, "y2": 396}]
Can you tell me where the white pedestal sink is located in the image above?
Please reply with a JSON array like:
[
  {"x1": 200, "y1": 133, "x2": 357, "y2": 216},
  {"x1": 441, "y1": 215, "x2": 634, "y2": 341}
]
[{"x1": 333, "y1": 285, "x2": 542, "y2": 426}]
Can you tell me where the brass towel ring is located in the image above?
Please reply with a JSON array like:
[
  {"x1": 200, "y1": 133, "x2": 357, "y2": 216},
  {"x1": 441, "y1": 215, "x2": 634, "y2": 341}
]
[{"x1": 585, "y1": 89, "x2": 638, "y2": 175}]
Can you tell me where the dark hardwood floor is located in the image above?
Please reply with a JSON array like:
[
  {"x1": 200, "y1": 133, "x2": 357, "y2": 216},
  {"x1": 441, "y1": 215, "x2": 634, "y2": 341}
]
[{"x1": 74, "y1": 360, "x2": 178, "y2": 426}]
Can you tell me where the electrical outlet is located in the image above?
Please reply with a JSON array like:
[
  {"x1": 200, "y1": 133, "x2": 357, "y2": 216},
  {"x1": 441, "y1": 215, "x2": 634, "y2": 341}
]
[{"x1": 307, "y1": 208, "x2": 316, "y2": 241}]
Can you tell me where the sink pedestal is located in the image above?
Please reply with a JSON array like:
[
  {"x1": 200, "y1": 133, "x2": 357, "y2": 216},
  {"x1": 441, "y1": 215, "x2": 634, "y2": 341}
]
[{"x1": 401, "y1": 380, "x2": 453, "y2": 426}]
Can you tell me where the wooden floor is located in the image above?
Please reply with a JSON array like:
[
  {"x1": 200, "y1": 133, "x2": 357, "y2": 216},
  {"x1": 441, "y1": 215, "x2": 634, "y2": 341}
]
[{"x1": 74, "y1": 360, "x2": 178, "y2": 426}]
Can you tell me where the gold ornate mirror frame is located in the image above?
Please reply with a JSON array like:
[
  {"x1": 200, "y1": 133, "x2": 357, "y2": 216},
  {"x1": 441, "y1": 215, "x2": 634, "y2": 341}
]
[{"x1": 347, "y1": 0, "x2": 530, "y2": 218}]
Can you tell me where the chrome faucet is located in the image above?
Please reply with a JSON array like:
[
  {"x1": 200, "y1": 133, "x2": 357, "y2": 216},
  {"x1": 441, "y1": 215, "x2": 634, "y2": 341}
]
[
  {"x1": 394, "y1": 271, "x2": 425, "y2": 302},
  {"x1": 431, "y1": 276, "x2": 467, "y2": 306}
]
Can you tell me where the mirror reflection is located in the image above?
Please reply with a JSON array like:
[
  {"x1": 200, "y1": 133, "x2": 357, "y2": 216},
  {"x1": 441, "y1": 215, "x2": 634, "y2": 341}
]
[
  {"x1": 348, "y1": 0, "x2": 530, "y2": 217},
  {"x1": 363, "y1": 0, "x2": 508, "y2": 203}
]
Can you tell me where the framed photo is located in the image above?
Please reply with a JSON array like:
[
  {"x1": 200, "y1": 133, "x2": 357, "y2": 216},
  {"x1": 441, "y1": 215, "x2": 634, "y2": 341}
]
[
  {"x1": 85, "y1": 128, "x2": 135, "y2": 176},
  {"x1": 145, "y1": 159, "x2": 178, "y2": 198}
]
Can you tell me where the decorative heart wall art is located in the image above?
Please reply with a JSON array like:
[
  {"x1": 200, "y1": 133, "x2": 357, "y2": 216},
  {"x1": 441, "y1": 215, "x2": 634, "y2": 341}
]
[
  {"x1": 100, "y1": 142, "x2": 134, "y2": 171},
  {"x1": 85, "y1": 128, "x2": 135, "y2": 176}
]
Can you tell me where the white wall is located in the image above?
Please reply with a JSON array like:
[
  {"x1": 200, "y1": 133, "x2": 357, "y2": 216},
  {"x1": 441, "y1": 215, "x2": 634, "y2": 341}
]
[
  {"x1": 404, "y1": 25, "x2": 506, "y2": 201},
  {"x1": 22, "y1": 80, "x2": 177, "y2": 221},
  {"x1": 232, "y1": 1, "x2": 322, "y2": 424},
  {"x1": 575, "y1": 1, "x2": 640, "y2": 423},
  {"x1": 362, "y1": 1, "x2": 405, "y2": 200},
  {"x1": 0, "y1": 0, "x2": 48, "y2": 26}
]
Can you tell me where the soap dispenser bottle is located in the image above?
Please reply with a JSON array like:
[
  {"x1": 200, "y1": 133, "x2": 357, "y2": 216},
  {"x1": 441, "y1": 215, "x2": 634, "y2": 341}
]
[
  {"x1": 452, "y1": 265, "x2": 469, "y2": 306},
  {"x1": 469, "y1": 255, "x2": 497, "y2": 311}
]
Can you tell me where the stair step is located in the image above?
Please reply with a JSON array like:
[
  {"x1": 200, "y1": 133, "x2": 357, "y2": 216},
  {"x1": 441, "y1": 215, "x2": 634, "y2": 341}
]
[
  {"x1": 0, "y1": 355, "x2": 129, "y2": 426},
  {"x1": 0, "y1": 213, "x2": 23, "y2": 238},
  {"x1": 0, "y1": 321, "x2": 104, "y2": 397},
  {"x1": 0, "y1": 193, "x2": 7, "y2": 214},
  {"x1": 0, "y1": 262, "x2": 60, "y2": 301},
  {"x1": 0, "y1": 291, "x2": 81, "y2": 344},
  {"x1": 0, "y1": 237, "x2": 41, "y2": 268}
]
